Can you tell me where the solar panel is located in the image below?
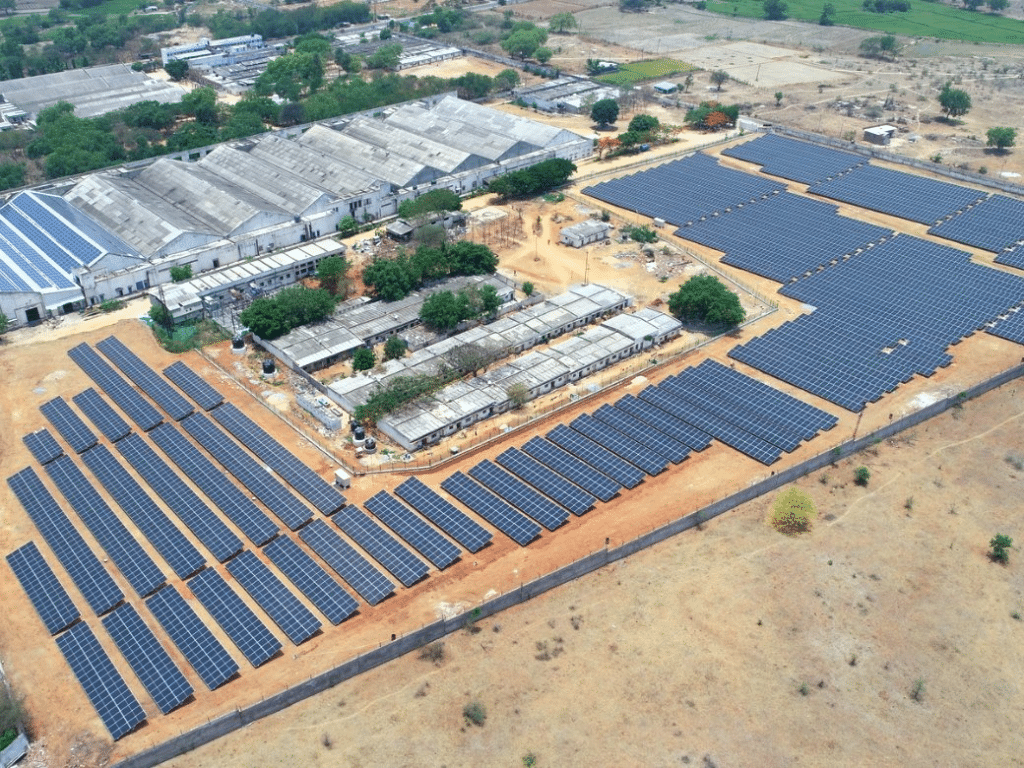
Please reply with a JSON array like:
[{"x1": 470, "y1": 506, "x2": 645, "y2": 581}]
[
  {"x1": 101, "y1": 603, "x2": 193, "y2": 715},
  {"x1": 211, "y1": 403, "x2": 346, "y2": 515},
  {"x1": 929, "y1": 194, "x2": 1024, "y2": 253},
  {"x1": 440, "y1": 472, "x2": 541, "y2": 546},
  {"x1": 493, "y1": 447, "x2": 596, "y2": 516},
  {"x1": 299, "y1": 519, "x2": 395, "y2": 606},
  {"x1": 546, "y1": 424, "x2": 647, "y2": 486},
  {"x1": 145, "y1": 586, "x2": 238, "y2": 690},
  {"x1": 567, "y1": 414, "x2": 669, "y2": 476},
  {"x1": 8, "y1": 467, "x2": 123, "y2": 616},
  {"x1": 363, "y1": 491, "x2": 461, "y2": 570},
  {"x1": 45, "y1": 455, "x2": 166, "y2": 598},
  {"x1": 149, "y1": 421, "x2": 279, "y2": 547},
  {"x1": 68, "y1": 344, "x2": 163, "y2": 432},
  {"x1": 181, "y1": 413, "x2": 312, "y2": 531},
  {"x1": 117, "y1": 433, "x2": 244, "y2": 563},
  {"x1": 722, "y1": 134, "x2": 864, "y2": 183},
  {"x1": 522, "y1": 436, "x2": 621, "y2": 502},
  {"x1": 468, "y1": 460, "x2": 569, "y2": 531},
  {"x1": 332, "y1": 506, "x2": 429, "y2": 587},
  {"x1": 394, "y1": 477, "x2": 492, "y2": 553},
  {"x1": 55, "y1": 622, "x2": 146, "y2": 741},
  {"x1": 23, "y1": 428, "x2": 63, "y2": 465},
  {"x1": 73, "y1": 388, "x2": 131, "y2": 443},
  {"x1": 163, "y1": 361, "x2": 224, "y2": 411},
  {"x1": 187, "y1": 568, "x2": 282, "y2": 668},
  {"x1": 591, "y1": 404, "x2": 691, "y2": 464},
  {"x1": 225, "y1": 551, "x2": 322, "y2": 645},
  {"x1": 81, "y1": 445, "x2": 205, "y2": 580},
  {"x1": 617, "y1": 392, "x2": 714, "y2": 452},
  {"x1": 263, "y1": 536, "x2": 358, "y2": 625},
  {"x1": 7, "y1": 541, "x2": 80, "y2": 634},
  {"x1": 97, "y1": 337, "x2": 194, "y2": 421},
  {"x1": 40, "y1": 396, "x2": 97, "y2": 454}
]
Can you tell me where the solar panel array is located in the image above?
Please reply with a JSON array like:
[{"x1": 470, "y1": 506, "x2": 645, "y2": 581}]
[
  {"x1": 145, "y1": 586, "x2": 238, "y2": 690},
  {"x1": 45, "y1": 455, "x2": 166, "y2": 598},
  {"x1": 23, "y1": 428, "x2": 63, "y2": 465},
  {"x1": 928, "y1": 194, "x2": 1024, "y2": 254},
  {"x1": 187, "y1": 568, "x2": 282, "y2": 667},
  {"x1": 582, "y1": 153, "x2": 785, "y2": 227},
  {"x1": 995, "y1": 245, "x2": 1024, "y2": 271},
  {"x1": 101, "y1": 603, "x2": 193, "y2": 715},
  {"x1": 731, "y1": 235, "x2": 1024, "y2": 411},
  {"x1": 81, "y1": 445, "x2": 205, "y2": 580},
  {"x1": 55, "y1": 621, "x2": 146, "y2": 740},
  {"x1": 568, "y1": 414, "x2": 669, "y2": 476},
  {"x1": 468, "y1": 460, "x2": 569, "y2": 531},
  {"x1": 163, "y1": 361, "x2": 224, "y2": 411},
  {"x1": 211, "y1": 403, "x2": 346, "y2": 515},
  {"x1": 617, "y1": 393, "x2": 714, "y2": 452},
  {"x1": 7, "y1": 541, "x2": 80, "y2": 634},
  {"x1": 40, "y1": 397, "x2": 97, "y2": 454},
  {"x1": 96, "y1": 337, "x2": 194, "y2": 421},
  {"x1": 148, "y1": 422, "x2": 278, "y2": 547},
  {"x1": 721, "y1": 133, "x2": 864, "y2": 183},
  {"x1": 73, "y1": 388, "x2": 131, "y2": 443},
  {"x1": 809, "y1": 165, "x2": 987, "y2": 225},
  {"x1": 494, "y1": 447, "x2": 596, "y2": 516},
  {"x1": 547, "y1": 423, "x2": 649, "y2": 485},
  {"x1": 225, "y1": 551, "x2": 322, "y2": 645},
  {"x1": 394, "y1": 477, "x2": 492, "y2": 552},
  {"x1": 8, "y1": 467, "x2": 124, "y2": 616},
  {"x1": 440, "y1": 472, "x2": 542, "y2": 546},
  {"x1": 117, "y1": 433, "x2": 244, "y2": 563},
  {"x1": 591, "y1": 404, "x2": 691, "y2": 464},
  {"x1": 522, "y1": 436, "x2": 621, "y2": 502},
  {"x1": 675, "y1": 192, "x2": 891, "y2": 283},
  {"x1": 332, "y1": 506, "x2": 428, "y2": 587},
  {"x1": 181, "y1": 413, "x2": 312, "y2": 531},
  {"x1": 69, "y1": 344, "x2": 163, "y2": 431},
  {"x1": 988, "y1": 307, "x2": 1024, "y2": 345},
  {"x1": 363, "y1": 491, "x2": 462, "y2": 569},
  {"x1": 263, "y1": 536, "x2": 359, "y2": 625},
  {"x1": 299, "y1": 519, "x2": 396, "y2": 606}
]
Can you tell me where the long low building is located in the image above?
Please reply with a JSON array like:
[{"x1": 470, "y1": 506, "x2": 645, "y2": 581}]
[{"x1": 0, "y1": 94, "x2": 591, "y2": 327}]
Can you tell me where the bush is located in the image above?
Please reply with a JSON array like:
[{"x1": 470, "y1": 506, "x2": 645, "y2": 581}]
[
  {"x1": 522, "y1": 281, "x2": 535, "y2": 296},
  {"x1": 170, "y1": 264, "x2": 193, "y2": 282},
  {"x1": 626, "y1": 224, "x2": 657, "y2": 243},
  {"x1": 463, "y1": 701, "x2": 487, "y2": 726},
  {"x1": 768, "y1": 487, "x2": 817, "y2": 535},
  {"x1": 419, "y1": 641, "x2": 445, "y2": 665},
  {"x1": 989, "y1": 533, "x2": 1012, "y2": 564},
  {"x1": 352, "y1": 347, "x2": 375, "y2": 371},
  {"x1": 854, "y1": 466, "x2": 870, "y2": 486},
  {"x1": 99, "y1": 299, "x2": 125, "y2": 313}
]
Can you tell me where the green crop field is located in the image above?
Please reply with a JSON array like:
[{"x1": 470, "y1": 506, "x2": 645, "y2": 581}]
[
  {"x1": 705, "y1": 0, "x2": 1024, "y2": 44},
  {"x1": 596, "y1": 58, "x2": 698, "y2": 86}
]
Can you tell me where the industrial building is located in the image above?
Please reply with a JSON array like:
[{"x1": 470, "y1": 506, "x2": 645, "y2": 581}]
[
  {"x1": 512, "y1": 77, "x2": 621, "y2": 115},
  {"x1": 0, "y1": 95, "x2": 591, "y2": 327},
  {"x1": 161, "y1": 35, "x2": 269, "y2": 68}
]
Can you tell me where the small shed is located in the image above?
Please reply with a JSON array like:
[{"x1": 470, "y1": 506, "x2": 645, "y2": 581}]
[
  {"x1": 653, "y1": 81, "x2": 678, "y2": 95},
  {"x1": 863, "y1": 124, "x2": 897, "y2": 146},
  {"x1": 385, "y1": 219, "x2": 414, "y2": 241},
  {"x1": 560, "y1": 220, "x2": 611, "y2": 248}
]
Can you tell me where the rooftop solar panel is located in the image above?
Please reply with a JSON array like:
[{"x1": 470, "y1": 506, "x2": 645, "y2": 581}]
[
  {"x1": 440, "y1": 472, "x2": 541, "y2": 546},
  {"x1": 68, "y1": 344, "x2": 163, "y2": 432},
  {"x1": 45, "y1": 455, "x2": 166, "y2": 598},
  {"x1": 116, "y1": 433, "x2": 243, "y2": 563},
  {"x1": 591, "y1": 404, "x2": 691, "y2": 465},
  {"x1": 332, "y1": 506, "x2": 429, "y2": 587},
  {"x1": 7, "y1": 541, "x2": 80, "y2": 634},
  {"x1": 148, "y1": 422, "x2": 278, "y2": 547},
  {"x1": 96, "y1": 337, "x2": 194, "y2": 421},
  {"x1": 263, "y1": 536, "x2": 358, "y2": 625},
  {"x1": 468, "y1": 460, "x2": 569, "y2": 531},
  {"x1": 145, "y1": 586, "x2": 238, "y2": 690},
  {"x1": 181, "y1": 413, "x2": 312, "y2": 531},
  {"x1": 55, "y1": 622, "x2": 146, "y2": 741},
  {"x1": 299, "y1": 519, "x2": 396, "y2": 606},
  {"x1": 81, "y1": 445, "x2": 205, "y2": 579},
  {"x1": 101, "y1": 603, "x2": 193, "y2": 715},
  {"x1": 567, "y1": 414, "x2": 669, "y2": 476},
  {"x1": 187, "y1": 568, "x2": 282, "y2": 668},
  {"x1": 394, "y1": 477, "x2": 492, "y2": 553},
  {"x1": 225, "y1": 551, "x2": 321, "y2": 645},
  {"x1": 8, "y1": 466, "x2": 124, "y2": 616},
  {"x1": 73, "y1": 388, "x2": 132, "y2": 443},
  {"x1": 40, "y1": 397, "x2": 97, "y2": 454},
  {"x1": 23, "y1": 428, "x2": 63, "y2": 465},
  {"x1": 363, "y1": 491, "x2": 461, "y2": 570},
  {"x1": 493, "y1": 447, "x2": 596, "y2": 516},
  {"x1": 210, "y1": 403, "x2": 346, "y2": 515},
  {"x1": 521, "y1": 437, "x2": 621, "y2": 502},
  {"x1": 163, "y1": 361, "x2": 224, "y2": 411}
]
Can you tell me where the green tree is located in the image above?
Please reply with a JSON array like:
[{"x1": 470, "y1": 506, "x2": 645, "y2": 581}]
[
  {"x1": 522, "y1": 281, "x2": 535, "y2": 296},
  {"x1": 365, "y1": 43, "x2": 402, "y2": 70},
  {"x1": 627, "y1": 113, "x2": 659, "y2": 135},
  {"x1": 420, "y1": 290, "x2": 465, "y2": 332},
  {"x1": 149, "y1": 302, "x2": 174, "y2": 331},
  {"x1": 859, "y1": 34, "x2": 901, "y2": 60},
  {"x1": 398, "y1": 188, "x2": 462, "y2": 221},
  {"x1": 383, "y1": 334, "x2": 407, "y2": 360},
  {"x1": 986, "y1": 126, "x2": 1016, "y2": 150},
  {"x1": 507, "y1": 382, "x2": 530, "y2": 408},
  {"x1": 987, "y1": 0, "x2": 1009, "y2": 11},
  {"x1": 337, "y1": 215, "x2": 358, "y2": 236},
  {"x1": 494, "y1": 68, "x2": 520, "y2": 91},
  {"x1": 667, "y1": 274, "x2": 745, "y2": 327},
  {"x1": 487, "y1": 158, "x2": 576, "y2": 199},
  {"x1": 254, "y1": 52, "x2": 324, "y2": 101},
  {"x1": 774, "y1": 91, "x2": 784, "y2": 106},
  {"x1": 768, "y1": 487, "x2": 817, "y2": 535},
  {"x1": 819, "y1": 2, "x2": 837, "y2": 23},
  {"x1": 479, "y1": 284, "x2": 502, "y2": 316},
  {"x1": 0, "y1": 161, "x2": 25, "y2": 191},
  {"x1": 501, "y1": 28, "x2": 544, "y2": 59},
  {"x1": 164, "y1": 58, "x2": 189, "y2": 80},
  {"x1": 238, "y1": 286, "x2": 334, "y2": 339},
  {"x1": 316, "y1": 255, "x2": 351, "y2": 295},
  {"x1": 362, "y1": 254, "x2": 418, "y2": 301},
  {"x1": 938, "y1": 82, "x2": 971, "y2": 118},
  {"x1": 0, "y1": 312, "x2": 10, "y2": 336},
  {"x1": 294, "y1": 32, "x2": 331, "y2": 56},
  {"x1": 535, "y1": 46, "x2": 553, "y2": 64},
  {"x1": 854, "y1": 466, "x2": 870, "y2": 486},
  {"x1": 989, "y1": 533, "x2": 1013, "y2": 564},
  {"x1": 710, "y1": 69, "x2": 730, "y2": 91},
  {"x1": 169, "y1": 264, "x2": 192, "y2": 282},
  {"x1": 352, "y1": 346, "x2": 375, "y2": 371},
  {"x1": 548, "y1": 11, "x2": 578, "y2": 32},
  {"x1": 764, "y1": 0, "x2": 788, "y2": 18},
  {"x1": 590, "y1": 97, "x2": 619, "y2": 127}
]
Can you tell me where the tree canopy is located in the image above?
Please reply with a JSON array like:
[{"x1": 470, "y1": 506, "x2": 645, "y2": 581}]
[
  {"x1": 398, "y1": 189, "x2": 462, "y2": 221},
  {"x1": 986, "y1": 126, "x2": 1016, "y2": 150},
  {"x1": 362, "y1": 241, "x2": 499, "y2": 301},
  {"x1": 763, "y1": 0, "x2": 788, "y2": 19},
  {"x1": 352, "y1": 346, "x2": 375, "y2": 371},
  {"x1": 938, "y1": 82, "x2": 972, "y2": 118},
  {"x1": 628, "y1": 113, "x2": 660, "y2": 135},
  {"x1": 164, "y1": 59, "x2": 189, "y2": 81},
  {"x1": 548, "y1": 12, "x2": 578, "y2": 32},
  {"x1": 667, "y1": 275, "x2": 745, "y2": 327},
  {"x1": 591, "y1": 98, "x2": 620, "y2": 127},
  {"x1": 316, "y1": 255, "x2": 351, "y2": 295},
  {"x1": 486, "y1": 158, "x2": 576, "y2": 199},
  {"x1": 859, "y1": 34, "x2": 901, "y2": 60},
  {"x1": 684, "y1": 102, "x2": 739, "y2": 130},
  {"x1": 238, "y1": 285, "x2": 335, "y2": 339},
  {"x1": 710, "y1": 70, "x2": 730, "y2": 90}
]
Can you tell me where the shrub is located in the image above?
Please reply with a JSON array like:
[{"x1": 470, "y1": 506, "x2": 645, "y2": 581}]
[
  {"x1": 989, "y1": 533, "x2": 1012, "y2": 564},
  {"x1": 383, "y1": 334, "x2": 407, "y2": 361},
  {"x1": 768, "y1": 487, "x2": 817, "y2": 535},
  {"x1": 522, "y1": 281, "x2": 535, "y2": 297},
  {"x1": 910, "y1": 678, "x2": 925, "y2": 702},
  {"x1": 170, "y1": 264, "x2": 193, "y2": 282},
  {"x1": 419, "y1": 641, "x2": 446, "y2": 665},
  {"x1": 854, "y1": 466, "x2": 870, "y2": 486},
  {"x1": 626, "y1": 224, "x2": 657, "y2": 243},
  {"x1": 99, "y1": 299, "x2": 125, "y2": 313},
  {"x1": 463, "y1": 700, "x2": 487, "y2": 726},
  {"x1": 352, "y1": 347, "x2": 375, "y2": 371}
]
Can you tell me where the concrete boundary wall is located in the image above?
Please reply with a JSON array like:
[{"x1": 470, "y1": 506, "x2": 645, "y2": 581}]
[{"x1": 111, "y1": 361, "x2": 1024, "y2": 768}]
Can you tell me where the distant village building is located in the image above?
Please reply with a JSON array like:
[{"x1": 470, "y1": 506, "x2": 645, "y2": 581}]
[
  {"x1": 560, "y1": 220, "x2": 611, "y2": 248},
  {"x1": 863, "y1": 125, "x2": 897, "y2": 146},
  {"x1": 512, "y1": 77, "x2": 621, "y2": 115},
  {"x1": 652, "y1": 81, "x2": 678, "y2": 95}
]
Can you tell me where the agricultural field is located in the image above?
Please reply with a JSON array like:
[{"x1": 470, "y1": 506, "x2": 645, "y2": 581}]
[{"x1": 595, "y1": 58, "x2": 698, "y2": 86}]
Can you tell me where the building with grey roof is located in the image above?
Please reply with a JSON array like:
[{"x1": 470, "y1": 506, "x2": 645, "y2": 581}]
[
  {"x1": 513, "y1": 77, "x2": 621, "y2": 115},
  {"x1": 560, "y1": 220, "x2": 612, "y2": 248}
]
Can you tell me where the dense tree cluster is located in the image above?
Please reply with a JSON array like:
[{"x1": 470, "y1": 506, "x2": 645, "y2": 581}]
[
  {"x1": 667, "y1": 275, "x2": 745, "y2": 328},
  {"x1": 499, "y1": 20, "x2": 548, "y2": 60},
  {"x1": 684, "y1": 102, "x2": 739, "y2": 131},
  {"x1": 238, "y1": 285, "x2": 336, "y2": 340},
  {"x1": 202, "y1": 3, "x2": 369, "y2": 40},
  {"x1": 862, "y1": 0, "x2": 910, "y2": 12},
  {"x1": 398, "y1": 189, "x2": 462, "y2": 222},
  {"x1": 362, "y1": 241, "x2": 499, "y2": 301},
  {"x1": 486, "y1": 158, "x2": 576, "y2": 199},
  {"x1": 859, "y1": 34, "x2": 901, "y2": 60},
  {"x1": 419, "y1": 284, "x2": 502, "y2": 332}
]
